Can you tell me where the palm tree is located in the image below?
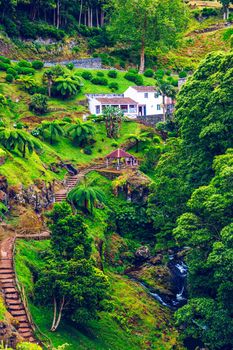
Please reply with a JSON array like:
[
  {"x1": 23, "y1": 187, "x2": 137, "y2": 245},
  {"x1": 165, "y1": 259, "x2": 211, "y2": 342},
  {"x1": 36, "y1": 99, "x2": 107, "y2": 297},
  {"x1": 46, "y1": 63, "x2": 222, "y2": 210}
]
[
  {"x1": 155, "y1": 80, "x2": 176, "y2": 122},
  {"x1": 67, "y1": 178, "x2": 106, "y2": 214},
  {"x1": 0, "y1": 128, "x2": 41, "y2": 158},
  {"x1": 127, "y1": 130, "x2": 152, "y2": 153},
  {"x1": 66, "y1": 119, "x2": 95, "y2": 146},
  {"x1": 102, "y1": 106, "x2": 124, "y2": 138},
  {"x1": 17, "y1": 76, "x2": 36, "y2": 92},
  {"x1": 39, "y1": 121, "x2": 64, "y2": 145},
  {"x1": 43, "y1": 65, "x2": 65, "y2": 97},
  {"x1": 54, "y1": 74, "x2": 83, "y2": 98}
]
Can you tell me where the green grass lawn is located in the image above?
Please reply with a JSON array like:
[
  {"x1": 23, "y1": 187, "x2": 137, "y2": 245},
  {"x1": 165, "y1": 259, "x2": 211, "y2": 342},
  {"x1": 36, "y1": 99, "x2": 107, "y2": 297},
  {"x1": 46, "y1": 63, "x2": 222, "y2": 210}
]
[{"x1": 15, "y1": 239, "x2": 183, "y2": 350}]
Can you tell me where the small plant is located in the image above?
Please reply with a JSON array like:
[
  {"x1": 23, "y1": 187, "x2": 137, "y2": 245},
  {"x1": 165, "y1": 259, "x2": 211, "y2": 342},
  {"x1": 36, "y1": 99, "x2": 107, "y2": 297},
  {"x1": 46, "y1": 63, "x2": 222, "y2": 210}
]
[
  {"x1": 98, "y1": 148, "x2": 102, "y2": 153},
  {"x1": 18, "y1": 60, "x2": 32, "y2": 68},
  {"x1": 128, "y1": 68, "x2": 138, "y2": 74},
  {"x1": 83, "y1": 146, "x2": 93, "y2": 155},
  {"x1": 29, "y1": 94, "x2": 48, "y2": 115},
  {"x1": 5, "y1": 74, "x2": 14, "y2": 83},
  {"x1": 179, "y1": 71, "x2": 187, "y2": 78},
  {"x1": 144, "y1": 69, "x2": 154, "y2": 77},
  {"x1": 15, "y1": 66, "x2": 35, "y2": 75},
  {"x1": 66, "y1": 62, "x2": 74, "y2": 70},
  {"x1": 32, "y1": 60, "x2": 44, "y2": 70},
  {"x1": 124, "y1": 72, "x2": 137, "y2": 82},
  {"x1": 134, "y1": 75, "x2": 144, "y2": 85},
  {"x1": 0, "y1": 56, "x2": 11, "y2": 64},
  {"x1": 91, "y1": 77, "x2": 108, "y2": 86},
  {"x1": 6, "y1": 68, "x2": 17, "y2": 77},
  {"x1": 108, "y1": 70, "x2": 117, "y2": 78},
  {"x1": 109, "y1": 82, "x2": 119, "y2": 91},
  {"x1": 155, "y1": 69, "x2": 165, "y2": 79},
  {"x1": 97, "y1": 71, "x2": 104, "y2": 77},
  {"x1": 81, "y1": 71, "x2": 93, "y2": 80}
]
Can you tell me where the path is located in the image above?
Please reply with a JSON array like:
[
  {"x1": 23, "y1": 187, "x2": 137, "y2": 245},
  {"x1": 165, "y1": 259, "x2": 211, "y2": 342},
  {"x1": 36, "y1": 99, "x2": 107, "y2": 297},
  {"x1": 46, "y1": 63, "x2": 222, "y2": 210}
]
[{"x1": 0, "y1": 236, "x2": 36, "y2": 343}]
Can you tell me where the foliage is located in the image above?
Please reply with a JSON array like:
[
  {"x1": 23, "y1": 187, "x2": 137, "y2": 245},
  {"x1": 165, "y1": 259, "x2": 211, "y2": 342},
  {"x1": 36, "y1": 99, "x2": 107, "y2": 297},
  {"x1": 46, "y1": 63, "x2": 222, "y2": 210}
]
[
  {"x1": 32, "y1": 60, "x2": 44, "y2": 70},
  {"x1": 66, "y1": 119, "x2": 95, "y2": 146},
  {"x1": 91, "y1": 77, "x2": 108, "y2": 86},
  {"x1": 102, "y1": 106, "x2": 124, "y2": 139},
  {"x1": 35, "y1": 202, "x2": 110, "y2": 330},
  {"x1": 54, "y1": 73, "x2": 83, "y2": 98},
  {"x1": 178, "y1": 71, "x2": 187, "y2": 78},
  {"x1": 81, "y1": 71, "x2": 93, "y2": 80},
  {"x1": 68, "y1": 177, "x2": 106, "y2": 214},
  {"x1": 29, "y1": 94, "x2": 48, "y2": 115},
  {"x1": 16, "y1": 343, "x2": 42, "y2": 350},
  {"x1": 17, "y1": 76, "x2": 37, "y2": 92},
  {"x1": 143, "y1": 69, "x2": 154, "y2": 77},
  {"x1": 109, "y1": 82, "x2": 119, "y2": 91},
  {"x1": 5, "y1": 74, "x2": 14, "y2": 82},
  {"x1": 38, "y1": 121, "x2": 64, "y2": 145},
  {"x1": 108, "y1": 70, "x2": 118, "y2": 78}
]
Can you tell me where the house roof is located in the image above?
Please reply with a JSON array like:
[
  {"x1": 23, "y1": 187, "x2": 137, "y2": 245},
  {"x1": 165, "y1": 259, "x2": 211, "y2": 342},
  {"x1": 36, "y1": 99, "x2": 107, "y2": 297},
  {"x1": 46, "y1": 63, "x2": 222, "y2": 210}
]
[
  {"x1": 106, "y1": 148, "x2": 136, "y2": 159},
  {"x1": 96, "y1": 97, "x2": 138, "y2": 105},
  {"x1": 131, "y1": 86, "x2": 156, "y2": 92}
]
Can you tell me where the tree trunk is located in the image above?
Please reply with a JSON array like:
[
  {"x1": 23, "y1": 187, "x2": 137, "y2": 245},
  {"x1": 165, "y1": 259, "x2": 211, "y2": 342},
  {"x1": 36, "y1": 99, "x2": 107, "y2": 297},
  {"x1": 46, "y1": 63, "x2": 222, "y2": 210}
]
[
  {"x1": 223, "y1": 5, "x2": 229, "y2": 20},
  {"x1": 48, "y1": 80, "x2": 52, "y2": 97},
  {"x1": 56, "y1": 0, "x2": 60, "y2": 29},
  {"x1": 51, "y1": 297, "x2": 57, "y2": 331},
  {"x1": 139, "y1": 39, "x2": 145, "y2": 74},
  {"x1": 84, "y1": 198, "x2": 89, "y2": 211},
  {"x1": 51, "y1": 297, "x2": 65, "y2": 332},
  {"x1": 96, "y1": 8, "x2": 99, "y2": 27},
  {"x1": 100, "y1": 9, "x2": 104, "y2": 26},
  {"x1": 79, "y1": 0, "x2": 83, "y2": 26},
  {"x1": 162, "y1": 94, "x2": 166, "y2": 122}
]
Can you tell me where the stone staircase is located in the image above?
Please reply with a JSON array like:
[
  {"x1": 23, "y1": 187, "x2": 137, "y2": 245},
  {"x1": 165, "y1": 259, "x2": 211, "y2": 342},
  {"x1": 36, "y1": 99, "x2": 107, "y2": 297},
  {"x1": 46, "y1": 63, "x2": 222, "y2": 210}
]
[{"x1": 0, "y1": 237, "x2": 36, "y2": 343}]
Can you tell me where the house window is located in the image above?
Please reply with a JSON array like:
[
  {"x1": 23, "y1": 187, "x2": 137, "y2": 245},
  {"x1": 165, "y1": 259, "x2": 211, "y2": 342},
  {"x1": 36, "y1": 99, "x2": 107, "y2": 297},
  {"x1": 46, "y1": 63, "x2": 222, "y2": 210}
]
[
  {"x1": 120, "y1": 105, "x2": 128, "y2": 112},
  {"x1": 154, "y1": 92, "x2": 160, "y2": 98},
  {"x1": 157, "y1": 104, "x2": 161, "y2": 110},
  {"x1": 129, "y1": 105, "x2": 137, "y2": 113},
  {"x1": 144, "y1": 93, "x2": 148, "y2": 98},
  {"x1": 96, "y1": 105, "x2": 100, "y2": 114}
]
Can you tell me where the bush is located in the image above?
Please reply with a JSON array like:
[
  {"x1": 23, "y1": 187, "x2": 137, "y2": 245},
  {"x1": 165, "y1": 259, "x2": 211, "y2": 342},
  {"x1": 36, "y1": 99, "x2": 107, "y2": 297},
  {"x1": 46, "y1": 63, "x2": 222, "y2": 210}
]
[
  {"x1": 82, "y1": 71, "x2": 93, "y2": 80},
  {"x1": 166, "y1": 69, "x2": 171, "y2": 76},
  {"x1": 29, "y1": 94, "x2": 48, "y2": 115},
  {"x1": 179, "y1": 71, "x2": 187, "y2": 78},
  {"x1": 124, "y1": 72, "x2": 137, "y2": 82},
  {"x1": 128, "y1": 68, "x2": 138, "y2": 74},
  {"x1": 155, "y1": 69, "x2": 165, "y2": 79},
  {"x1": 97, "y1": 71, "x2": 104, "y2": 77},
  {"x1": 32, "y1": 60, "x2": 44, "y2": 70},
  {"x1": 108, "y1": 70, "x2": 118, "y2": 78},
  {"x1": 5, "y1": 74, "x2": 14, "y2": 83},
  {"x1": 0, "y1": 56, "x2": 11, "y2": 64},
  {"x1": 15, "y1": 66, "x2": 35, "y2": 75},
  {"x1": 18, "y1": 60, "x2": 32, "y2": 68},
  {"x1": 0, "y1": 62, "x2": 11, "y2": 71},
  {"x1": 202, "y1": 7, "x2": 218, "y2": 17},
  {"x1": 109, "y1": 82, "x2": 119, "y2": 91},
  {"x1": 134, "y1": 75, "x2": 144, "y2": 85},
  {"x1": 91, "y1": 77, "x2": 108, "y2": 86},
  {"x1": 171, "y1": 78, "x2": 178, "y2": 87},
  {"x1": 6, "y1": 68, "x2": 17, "y2": 77},
  {"x1": 66, "y1": 62, "x2": 74, "y2": 70},
  {"x1": 83, "y1": 146, "x2": 93, "y2": 155},
  {"x1": 144, "y1": 69, "x2": 154, "y2": 77}
]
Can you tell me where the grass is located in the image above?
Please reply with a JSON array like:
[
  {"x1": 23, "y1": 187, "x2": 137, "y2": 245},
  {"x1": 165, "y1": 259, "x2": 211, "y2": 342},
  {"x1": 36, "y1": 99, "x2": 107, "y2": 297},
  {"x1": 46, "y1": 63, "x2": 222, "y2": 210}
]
[{"x1": 15, "y1": 239, "x2": 184, "y2": 350}]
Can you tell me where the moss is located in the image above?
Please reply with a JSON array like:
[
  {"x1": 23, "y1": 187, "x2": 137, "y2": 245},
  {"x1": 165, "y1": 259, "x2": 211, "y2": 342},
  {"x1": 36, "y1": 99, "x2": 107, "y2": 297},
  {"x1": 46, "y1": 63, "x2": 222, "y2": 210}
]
[{"x1": 0, "y1": 295, "x2": 7, "y2": 321}]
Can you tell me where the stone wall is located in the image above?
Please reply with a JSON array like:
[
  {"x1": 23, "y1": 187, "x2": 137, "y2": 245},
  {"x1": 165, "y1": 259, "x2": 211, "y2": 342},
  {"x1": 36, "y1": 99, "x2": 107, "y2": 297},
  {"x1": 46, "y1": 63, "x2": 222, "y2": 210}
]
[
  {"x1": 137, "y1": 114, "x2": 163, "y2": 127},
  {"x1": 44, "y1": 57, "x2": 102, "y2": 69}
]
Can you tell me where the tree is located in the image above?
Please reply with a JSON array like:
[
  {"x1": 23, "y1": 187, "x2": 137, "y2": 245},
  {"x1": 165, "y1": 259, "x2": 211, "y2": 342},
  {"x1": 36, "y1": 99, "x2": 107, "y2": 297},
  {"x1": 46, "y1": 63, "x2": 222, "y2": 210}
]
[
  {"x1": 109, "y1": 0, "x2": 188, "y2": 72},
  {"x1": 17, "y1": 76, "x2": 36, "y2": 92},
  {"x1": 54, "y1": 74, "x2": 82, "y2": 98},
  {"x1": 39, "y1": 121, "x2": 64, "y2": 145},
  {"x1": 66, "y1": 119, "x2": 95, "y2": 146},
  {"x1": 174, "y1": 150, "x2": 233, "y2": 349},
  {"x1": 102, "y1": 106, "x2": 124, "y2": 138},
  {"x1": 218, "y1": 0, "x2": 233, "y2": 19},
  {"x1": 67, "y1": 177, "x2": 106, "y2": 214},
  {"x1": 43, "y1": 65, "x2": 65, "y2": 97},
  {"x1": 29, "y1": 94, "x2": 48, "y2": 115},
  {"x1": 0, "y1": 128, "x2": 41, "y2": 158},
  {"x1": 155, "y1": 80, "x2": 176, "y2": 122},
  {"x1": 127, "y1": 129, "x2": 156, "y2": 152},
  {"x1": 35, "y1": 202, "x2": 110, "y2": 331}
]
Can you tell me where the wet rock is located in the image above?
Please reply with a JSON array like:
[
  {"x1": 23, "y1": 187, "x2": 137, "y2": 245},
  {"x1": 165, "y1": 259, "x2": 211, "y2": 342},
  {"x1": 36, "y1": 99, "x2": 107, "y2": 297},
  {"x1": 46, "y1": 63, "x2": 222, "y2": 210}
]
[{"x1": 135, "y1": 246, "x2": 150, "y2": 261}]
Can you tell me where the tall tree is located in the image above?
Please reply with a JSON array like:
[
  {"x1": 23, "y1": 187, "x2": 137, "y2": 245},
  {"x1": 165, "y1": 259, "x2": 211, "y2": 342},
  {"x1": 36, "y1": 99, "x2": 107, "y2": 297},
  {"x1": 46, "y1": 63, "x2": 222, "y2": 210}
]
[
  {"x1": 66, "y1": 119, "x2": 95, "y2": 146},
  {"x1": 102, "y1": 106, "x2": 124, "y2": 138},
  {"x1": 155, "y1": 80, "x2": 176, "y2": 122},
  {"x1": 39, "y1": 121, "x2": 64, "y2": 144},
  {"x1": 109, "y1": 0, "x2": 188, "y2": 73},
  {"x1": 218, "y1": 0, "x2": 233, "y2": 19}
]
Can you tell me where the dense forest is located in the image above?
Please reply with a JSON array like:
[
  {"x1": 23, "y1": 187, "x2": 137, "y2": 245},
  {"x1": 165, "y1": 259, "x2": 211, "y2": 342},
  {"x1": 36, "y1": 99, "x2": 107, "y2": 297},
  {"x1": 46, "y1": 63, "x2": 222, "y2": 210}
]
[{"x1": 0, "y1": 0, "x2": 232, "y2": 350}]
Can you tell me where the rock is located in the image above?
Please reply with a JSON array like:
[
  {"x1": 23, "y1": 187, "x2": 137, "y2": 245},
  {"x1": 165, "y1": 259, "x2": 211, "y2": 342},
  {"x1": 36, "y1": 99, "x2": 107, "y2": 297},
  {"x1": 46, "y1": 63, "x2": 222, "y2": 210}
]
[
  {"x1": 135, "y1": 246, "x2": 150, "y2": 261},
  {"x1": 149, "y1": 254, "x2": 163, "y2": 265}
]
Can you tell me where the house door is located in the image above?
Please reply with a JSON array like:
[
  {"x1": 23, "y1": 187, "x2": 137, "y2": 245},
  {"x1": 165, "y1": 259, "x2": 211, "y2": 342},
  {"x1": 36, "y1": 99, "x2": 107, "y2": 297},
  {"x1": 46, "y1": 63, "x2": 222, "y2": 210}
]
[
  {"x1": 143, "y1": 105, "x2": 146, "y2": 116},
  {"x1": 139, "y1": 105, "x2": 146, "y2": 116}
]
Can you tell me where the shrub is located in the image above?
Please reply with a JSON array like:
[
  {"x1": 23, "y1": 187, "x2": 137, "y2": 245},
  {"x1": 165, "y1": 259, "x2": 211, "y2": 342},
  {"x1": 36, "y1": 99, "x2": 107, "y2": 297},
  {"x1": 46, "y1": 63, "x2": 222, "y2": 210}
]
[
  {"x1": 0, "y1": 56, "x2": 11, "y2": 64},
  {"x1": 109, "y1": 82, "x2": 119, "y2": 91},
  {"x1": 0, "y1": 62, "x2": 11, "y2": 71},
  {"x1": 66, "y1": 62, "x2": 74, "y2": 70},
  {"x1": 171, "y1": 78, "x2": 178, "y2": 87},
  {"x1": 32, "y1": 60, "x2": 44, "y2": 70},
  {"x1": 5, "y1": 74, "x2": 14, "y2": 83},
  {"x1": 166, "y1": 69, "x2": 171, "y2": 76},
  {"x1": 81, "y1": 71, "x2": 93, "y2": 80},
  {"x1": 134, "y1": 75, "x2": 144, "y2": 85},
  {"x1": 6, "y1": 68, "x2": 17, "y2": 77},
  {"x1": 128, "y1": 68, "x2": 138, "y2": 74},
  {"x1": 91, "y1": 77, "x2": 108, "y2": 86},
  {"x1": 15, "y1": 66, "x2": 35, "y2": 75},
  {"x1": 155, "y1": 69, "x2": 165, "y2": 79},
  {"x1": 29, "y1": 94, "x2": 48, "y2": 115},
  {"x1": 179, "y1": 71, "x2": 187, "y2": 78},
  {"x1": 83, "y1": 146, "x2": 93, "y2": 155},
  {"x1": 97, "y1": 71, "x2": 104, "y2": 77},
  {"x1": 202, "y1": 7, "x2": 218, "y2": 17},
  {"x1": 144, "y1": 69, "x2": 154, "y2": 77},
  {"x1": 108, "y1": 70, "x2": 117, "y2": 78},
  {"x1": 124, "y1": 72, "x2": 137, "y2": 82},
  {"x1": 18, "y1": 60, "x2": 32, "y2": 68}
]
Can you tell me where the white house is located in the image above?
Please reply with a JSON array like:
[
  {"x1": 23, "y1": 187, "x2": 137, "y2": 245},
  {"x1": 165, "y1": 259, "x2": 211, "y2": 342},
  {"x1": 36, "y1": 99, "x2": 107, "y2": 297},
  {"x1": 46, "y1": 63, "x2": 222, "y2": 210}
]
[{"x1": 86, "y1": 86, "x2": 173, "y2": 119}]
